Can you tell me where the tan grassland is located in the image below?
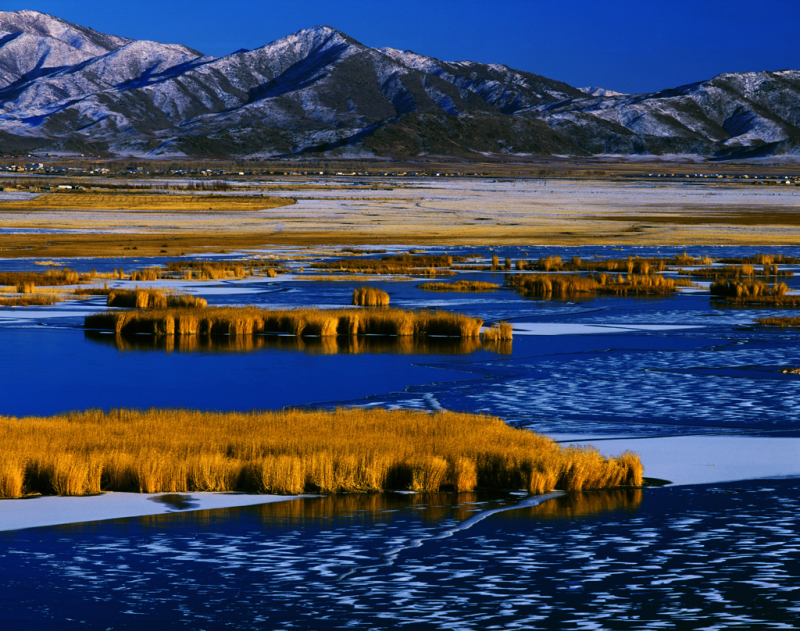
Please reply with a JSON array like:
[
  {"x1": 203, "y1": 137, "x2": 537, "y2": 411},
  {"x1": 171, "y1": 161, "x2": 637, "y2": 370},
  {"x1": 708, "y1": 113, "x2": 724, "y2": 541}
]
[
  {"x1": 0, "y1": 192, "x2": 294, "y2": 212},
  {"x1": 1, "y1": 177, "x2": 800, "y2": 257},
  {"x1": 0, "y1": 408, "x2": 643, "y2": 498}
]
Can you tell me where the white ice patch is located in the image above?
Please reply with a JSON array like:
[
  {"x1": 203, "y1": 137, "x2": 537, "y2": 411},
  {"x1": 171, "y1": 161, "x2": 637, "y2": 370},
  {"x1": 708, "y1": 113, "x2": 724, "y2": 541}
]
[
  {"x1": 0, "y1": 492, "x2": 304, "y2": 532},
  {"x1": 512, "y1": 323, "x2": 703, "y2": 336},
  {"x1": 550, "y1": 436, "x2": 800, "y2": 486}
]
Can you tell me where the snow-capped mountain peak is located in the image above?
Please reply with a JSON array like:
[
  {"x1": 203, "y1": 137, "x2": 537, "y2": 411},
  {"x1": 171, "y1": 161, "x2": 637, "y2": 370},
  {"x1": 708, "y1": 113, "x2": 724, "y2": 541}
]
[
  {"x1": 0, "y1": 10, "x2": 131, "y2": 55},
  {"x1": 579, "y1": 86, "x2": 627, "y2": 97},
  {"x1": 0, "y1": 14, "x2": 797, "y2": 160}
]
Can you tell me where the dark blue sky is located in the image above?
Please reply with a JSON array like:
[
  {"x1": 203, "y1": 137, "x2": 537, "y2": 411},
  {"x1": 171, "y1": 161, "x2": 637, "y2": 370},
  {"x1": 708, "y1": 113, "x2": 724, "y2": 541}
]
[{"x1": 6, "y1": 0, "x2": 799, "y2": 94}]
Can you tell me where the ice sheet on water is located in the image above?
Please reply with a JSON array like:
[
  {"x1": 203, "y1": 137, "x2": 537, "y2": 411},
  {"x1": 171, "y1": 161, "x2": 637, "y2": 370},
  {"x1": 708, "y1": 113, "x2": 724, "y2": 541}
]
[
  {"x1": 0, "y1": 492, "x2": 303, "y2": 532},
  {"x1": 512, "y1": 323, "x2": 703, "y2": 335}
]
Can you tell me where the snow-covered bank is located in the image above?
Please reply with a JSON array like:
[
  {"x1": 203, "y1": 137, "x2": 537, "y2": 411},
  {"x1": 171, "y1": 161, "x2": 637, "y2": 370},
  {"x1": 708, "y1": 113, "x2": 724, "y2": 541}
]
[
  {"x1": 554, "y1": 435, "x2": 800, "y2": 486},
  {"x1": 0, "y1": 492, "x2": 304, "y2": 532}
]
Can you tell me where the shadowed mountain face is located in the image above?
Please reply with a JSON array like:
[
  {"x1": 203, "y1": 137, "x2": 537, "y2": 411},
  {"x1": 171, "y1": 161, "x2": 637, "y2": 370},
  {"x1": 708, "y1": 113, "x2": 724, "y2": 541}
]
[{"x1": 0, "y1": 10, "x2": 798, "y2": 159}]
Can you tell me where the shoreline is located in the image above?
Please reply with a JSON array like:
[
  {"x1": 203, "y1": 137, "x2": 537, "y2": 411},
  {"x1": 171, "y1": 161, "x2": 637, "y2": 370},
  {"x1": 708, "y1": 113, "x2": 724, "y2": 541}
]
[
  {"x1": 555, "y1": 434, "x2": 800, "y2": 486},
  {"x1": 4, "y1": 433, "x2": 799, "y2": 532},
  {"x1": 0, "y1": 491, "x2": 305, "y2": 532}
]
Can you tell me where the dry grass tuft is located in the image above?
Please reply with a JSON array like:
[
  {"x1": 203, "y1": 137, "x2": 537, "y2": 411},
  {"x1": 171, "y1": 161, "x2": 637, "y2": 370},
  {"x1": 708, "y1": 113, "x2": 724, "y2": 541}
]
[
  {"x1": 72, "y1": 285, "x2": 112, "y2": 296},
  {"x1": 482, "y1": 321, "x2": 514, "y2": 341},
  {"x1": 0, "y1": 269, "x2": 85, "y2": 288},
  {"x1": 418, "y1": 280, "x2": 500, "y2": 292},
  {"x1": 0, "y1": 407, "x2": 643, "y2": 497},
  {"x1": 107, "y1": 289, "x2": 207, "y2": 309},
  {"x1": 352, "y1": 287, "x2": 390, "y2": 307},
  {"x1": 0, "y1": 294, "x2": 60, "y2": 306},
  {"x1": 129, "y1": 268, "x2": 161, "y2": 282},
  {"x1": 710, "y1": 279, "x2": 798, "y2": 304}
]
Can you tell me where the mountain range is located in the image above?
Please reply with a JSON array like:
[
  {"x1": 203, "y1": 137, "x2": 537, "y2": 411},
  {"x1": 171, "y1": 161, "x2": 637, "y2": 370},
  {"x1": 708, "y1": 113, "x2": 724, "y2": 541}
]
[{"x1": 0, "y1": 10, "x2": 798, "y2": 160}]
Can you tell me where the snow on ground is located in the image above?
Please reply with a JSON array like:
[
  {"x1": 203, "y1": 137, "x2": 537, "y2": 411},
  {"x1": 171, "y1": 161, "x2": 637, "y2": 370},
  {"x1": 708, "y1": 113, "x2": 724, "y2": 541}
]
[
  {"x1": 0, "y1": 492, "x2": 304, "y2": 532},
  {"x1": 553, "y1": 435, "x2": 800, "y2": 486}
]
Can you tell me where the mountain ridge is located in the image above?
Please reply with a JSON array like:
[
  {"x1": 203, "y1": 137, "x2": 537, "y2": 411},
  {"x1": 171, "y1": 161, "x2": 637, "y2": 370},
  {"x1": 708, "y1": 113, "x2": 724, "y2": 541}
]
[{"x1": 0, "y1": 10, "x2": 797, "y2": 160}]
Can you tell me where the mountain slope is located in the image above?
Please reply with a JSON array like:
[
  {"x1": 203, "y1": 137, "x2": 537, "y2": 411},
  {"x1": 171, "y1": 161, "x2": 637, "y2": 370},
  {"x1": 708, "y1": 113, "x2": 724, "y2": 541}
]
[
  {"x1": 0, "y1": 10, "x2": 797, "y2": 159},
  {"x1": 529, "y1": 70, "x2": 800, "y2": 157},
  {"x1": 0, "y1": 10, "x2": 130, "y2": 56}
]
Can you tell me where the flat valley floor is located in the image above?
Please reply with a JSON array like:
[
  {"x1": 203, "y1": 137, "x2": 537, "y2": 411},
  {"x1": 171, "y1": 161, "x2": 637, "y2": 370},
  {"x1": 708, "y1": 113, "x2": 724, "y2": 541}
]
[{"x1": 1, "y1": 174, "x2": 799, "y2": 629}]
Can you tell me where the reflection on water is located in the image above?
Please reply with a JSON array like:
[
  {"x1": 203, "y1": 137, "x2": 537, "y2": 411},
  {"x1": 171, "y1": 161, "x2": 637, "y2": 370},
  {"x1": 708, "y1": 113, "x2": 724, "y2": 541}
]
[
  {"x1": 84, "y1": 330, "x2": 512, "y2": 355},
  {"x1": 108, "y1": 489, "x2": 643, "y2": 532},
  {"x1": 509, "y1": 488, "x2": 643, "y2": 519},
  {"x1": 247, "y1": 489, "x2": 643, "y2": 524}
]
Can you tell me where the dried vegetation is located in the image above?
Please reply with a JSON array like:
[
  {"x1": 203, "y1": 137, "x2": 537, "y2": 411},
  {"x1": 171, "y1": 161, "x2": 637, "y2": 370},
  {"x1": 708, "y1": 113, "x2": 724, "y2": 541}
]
[
  {"x1": 107, "y1": 289, "x2": 207, "y2": 309},
  {"x1": 710, "y1": 280, "x2": 800, "y2": 304},
  {"x1": 506, "y1": 273, "x2": 688, "y2": 298},
  {"x1": 86, "y1": 306, "x2": 484, "y2": 338},
  {"x1": 0, "y1": 408, "x2": 643, "y2": 498},
  {"x1": 418, "y1": 281, "x2": 500, "y2": 292},
  {"x1": 352, "y1": 287, "x2": 390, "y2": 306}
]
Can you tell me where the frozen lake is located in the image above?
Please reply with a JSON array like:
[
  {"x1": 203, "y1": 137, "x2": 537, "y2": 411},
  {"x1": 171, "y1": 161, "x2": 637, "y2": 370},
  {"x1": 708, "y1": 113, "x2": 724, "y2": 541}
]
[{"x1": 2, "y1": 243, "x2": 800, "y2": 629}]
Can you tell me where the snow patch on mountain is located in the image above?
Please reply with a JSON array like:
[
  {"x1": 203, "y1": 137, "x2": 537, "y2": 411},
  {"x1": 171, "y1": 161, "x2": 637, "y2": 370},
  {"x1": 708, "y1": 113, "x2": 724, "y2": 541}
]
[
  {"x1": 0, "y1": 10, "x2": 131, "y2": 55},
  {"x1": 579, "y1": 86, "x2": 626, "y2": 97}
]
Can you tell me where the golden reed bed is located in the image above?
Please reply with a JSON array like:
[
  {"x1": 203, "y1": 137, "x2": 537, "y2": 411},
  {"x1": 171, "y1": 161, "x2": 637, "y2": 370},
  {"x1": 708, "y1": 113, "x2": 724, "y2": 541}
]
[
  {"x1": 86, "y1": 306, "x2": 486, "y2": 338},
  {"x1": 418, "y1": 280, "x2": 500, "y2": 292},
  {"x1": 0, "y1": 408, "x2": 643, "y2": 498}
]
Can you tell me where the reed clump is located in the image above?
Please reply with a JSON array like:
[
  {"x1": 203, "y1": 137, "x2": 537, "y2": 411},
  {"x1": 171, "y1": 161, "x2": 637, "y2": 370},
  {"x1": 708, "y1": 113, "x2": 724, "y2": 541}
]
[
  {"x1": 756, "y1": 316, "x2": 800, "y2": 328},
  {"x1": 0, "y1": 407, "x2": 643, "y2": 498},
  {"x1": 352, "y1": 287, "x2": 390, "y2": 307},
  {"x1": 85, "y1": 306, "x2": 483, "y2": 338},
  {"x1": 481, "y1": 321, "x2": 514, "y2": 341},
  {"x1": 165, "y1": 260, "x2": 256, "y2": 280},
  {"x1": 418, "y1": 281, "x2": 500, "y2": 292},
  {"x1": 718, "y1": 253, "x2": 800, "y2": 265},
  {"x1": 0, "y1": 269, "x2": 87, "y2": 288},
  {"x1": 72, "y1": 284, "x2": 112, "y2": 296},
  {"x1": 107, "y1": 289, "x2": 207, "y2": 309},
  {"x1": 710, "y1": 280, "x2": 796, "y2": 304},
  {"x1": 679, "y1": 264, "x2": 792, "y2": 279},
  {"x1": 129, "y1": 268, "x2": 161, "y2": 282},
  {"x1": 506, "y1": 273, "x2": 683, "y2": 298},
  {"x1": 0, "y1": 295, "x2": 59, "y2": 306},
  {"x1": 310, "y1": 254, "x2": 462, "y2": 275}
]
